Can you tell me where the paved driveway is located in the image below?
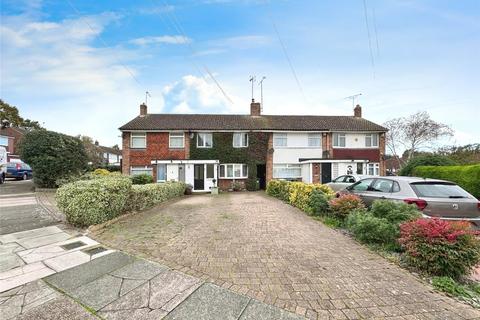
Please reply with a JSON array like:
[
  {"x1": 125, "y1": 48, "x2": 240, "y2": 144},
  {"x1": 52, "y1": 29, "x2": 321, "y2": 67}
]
[
  {"x1": 94, "y1": 192, "x2": 480, "y2": 319},
  {"x1": 0, "y1": 180, "x2": 58, "y2": 235}
]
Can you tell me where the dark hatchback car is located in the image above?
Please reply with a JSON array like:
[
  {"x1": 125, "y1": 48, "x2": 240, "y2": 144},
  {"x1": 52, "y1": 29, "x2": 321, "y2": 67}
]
[
  {"x1": 338, "y1": 176, "x2": 480, "y2": 228},
  {"x1": 6, "y1": 162, "x2": 33, "y2": 180}
]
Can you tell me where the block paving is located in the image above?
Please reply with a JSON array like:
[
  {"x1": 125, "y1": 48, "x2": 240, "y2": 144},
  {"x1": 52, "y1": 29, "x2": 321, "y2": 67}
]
[{"x1": 95, "y1": 192, "x2": 480, "y2": 320}]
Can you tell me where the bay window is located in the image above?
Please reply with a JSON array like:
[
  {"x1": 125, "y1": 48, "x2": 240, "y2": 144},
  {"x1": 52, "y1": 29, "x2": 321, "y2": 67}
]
[
  {"x1": 273, "y1": 164, "x2": 302, "y2": 179},
  {"x1": 218, "y1": 164, "x2": 248, "y2": 179}
]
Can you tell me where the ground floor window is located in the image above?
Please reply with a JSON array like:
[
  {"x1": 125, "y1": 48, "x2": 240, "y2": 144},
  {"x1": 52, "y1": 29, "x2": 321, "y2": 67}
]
[
  {"x1": 367, "y1": 163, "x2": 379, "y2": 176},
  {"x1": 273, "y1": 164, "x2": 302, "y2": 179},
  {"x1": 130, "y1": 166, "x2": 153, "y2": 176},
  {"x1": 219, "y1": 164, "x2": 248, "y2": 179}
]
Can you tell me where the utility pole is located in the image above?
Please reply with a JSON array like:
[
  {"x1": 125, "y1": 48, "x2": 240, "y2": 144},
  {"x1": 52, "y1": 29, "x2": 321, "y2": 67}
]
[
  {"x1": 249, "y1": 76, "x2": 256, "y2": 101},
  {"x1": 258, "y1": 76, "x2": 266, "y2": 111},
  {"x1": 345, "y1": 93, "x2": 362, "y2": 108}
]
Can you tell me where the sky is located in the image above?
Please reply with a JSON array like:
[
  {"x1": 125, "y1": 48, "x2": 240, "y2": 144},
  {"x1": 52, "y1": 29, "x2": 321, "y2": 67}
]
[{"x1": 1, "y1": 0, "x2": 479, "y2": 148}]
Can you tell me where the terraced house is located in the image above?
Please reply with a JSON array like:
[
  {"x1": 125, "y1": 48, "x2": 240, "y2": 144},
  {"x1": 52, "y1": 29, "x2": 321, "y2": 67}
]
[{"x1": 119, "y1": 101, "x2": 387, "y2": 192}]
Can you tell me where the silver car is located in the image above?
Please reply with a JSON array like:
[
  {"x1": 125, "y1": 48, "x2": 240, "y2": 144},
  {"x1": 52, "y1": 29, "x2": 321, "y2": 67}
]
[
  {"x1": 339, "y1": 176, "x2": 480, "y2": 228},
  {"x1": 326, "y1": 174, "x2": 368, "y2": 192}
]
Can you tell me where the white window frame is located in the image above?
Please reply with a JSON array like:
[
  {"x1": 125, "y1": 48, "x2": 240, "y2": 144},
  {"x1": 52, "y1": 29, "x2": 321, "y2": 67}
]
[
  {"x1": 273, "y1": 133, "x2": 287, "y2": 147},
  {"x1": 0, "y1": 135, "x2": 8, "y2": 147},
  {"x1": 130, "y1": 166, "x2": 152, "y2": 176},
  {"x1": 367, "y1": 163, "x2": 379, "y2": 176},
  {"x1": 197, "y1": 133, "x2": 213, "y2": 148},
  {"x1": 218, "y1": 163, "x2": 248, "y2": 179},
  {"x1": 308, "y1": 133, "x2": 321, "y2": 148},
  {"x1": 130, "y1": 132, "x2": 146, "y2": 149},
  {"x1": 273, "y1": 164, "x2": 302, "y2": 179},
  {"x1": 169, "y1": 132, "x2": 185, "y2": 149},
  {"x1": 332, "y1": 133, "x2": 346, "y2": 148},
  {"x1": 233, "y1": 132, "x2": 248, "y2": 148},
  {"x1": 365, "y1": 133, "x2": 379, "y2": 147}
]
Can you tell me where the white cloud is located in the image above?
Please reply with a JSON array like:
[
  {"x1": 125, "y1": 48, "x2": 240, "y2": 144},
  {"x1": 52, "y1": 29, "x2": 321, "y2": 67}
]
[{"x1": 130, "y1": 35, "x2": 191, "y2": 46}]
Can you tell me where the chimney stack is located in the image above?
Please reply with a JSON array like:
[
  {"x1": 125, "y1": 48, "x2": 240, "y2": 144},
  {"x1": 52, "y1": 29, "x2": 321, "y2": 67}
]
[
  {"x1": 140, "y1": 103, "x2": 147, "y2": 117},
  {"x1": 354, "y1": 104, "x2": 362, "y2": 118},
  {"x1": 250, "y1": 99, "x2": 261, "y2": 116}
]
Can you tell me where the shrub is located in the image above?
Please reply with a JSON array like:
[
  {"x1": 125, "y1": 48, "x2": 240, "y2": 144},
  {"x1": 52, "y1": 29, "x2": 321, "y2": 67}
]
[
  {"x1": 93, "y1": 168, "x2": 110, "y2": 176},
  {"x1": 413, "y1": 164, "x2": 480, "y2": 199},
  {"x1": 346, "y1": 210, "x2": 398, "y2": 248},
  {"x1": 266, "y1": 180, "x2": 291, "y2": 202},
  {"x1": 399, "y1": 218, "x2": 480, "y2": 278},
  {"x1": 125, "y1": 182, "x2": 186, "y2": 212},
  {"x1": 19, "y1": 130, "x2": 88, "y2": 188},
  {"x1": 246, "y1": 178, "x2": 260, "y2": 191},
  {"x1": 399, "y1": 154, "x2": 456, "y2": 176},
  {"x1": 308, "y1": 189, "x2": 330, "y2": 216},
  {"x1": 289, "y1": 182, "x2": 335, "y2": 214},
  {"x1": 369, "y1": 200, "x2": 421, "y2": 224},
  {"x1": 131, "y1": 173, "x2": 154, "y2": 185},
  {"x1": 56, "y1": 176, "x2": 132, "y2": 227},
  {"x1": 329, "y1": 194, "x2": 365, "y2": 219}
]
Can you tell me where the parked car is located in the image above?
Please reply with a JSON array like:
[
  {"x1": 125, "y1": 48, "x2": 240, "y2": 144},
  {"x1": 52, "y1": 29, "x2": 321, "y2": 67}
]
[
  {"x1": 6, "y1": 162, "x2": 33, "y2": 180},
  {"x1": 326, "y1": 174, "x2": 368, "y2": 191},
  {"x1": 338, "y1": 176, "x2": 480, "y2": 228},
  {"x1": 0, "y1": 146, "x2": 6, "y2": 184}
]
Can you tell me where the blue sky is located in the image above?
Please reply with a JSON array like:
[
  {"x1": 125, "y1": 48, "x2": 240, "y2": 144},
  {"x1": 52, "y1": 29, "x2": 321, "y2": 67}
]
[{"x1": 1, "y1": 0, "x2": 479, "y2": 148}]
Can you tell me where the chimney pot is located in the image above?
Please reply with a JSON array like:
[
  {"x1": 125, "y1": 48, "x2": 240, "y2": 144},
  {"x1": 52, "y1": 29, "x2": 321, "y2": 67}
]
[
  {"x1": 140, "y1": 103, "x2": 147, "y2": 117},
  {"x1": 250, "y1": 100, "x2": 261, "y2": 116},
  {"x1": 354, "y1": 104, "x2": 362, "y2": 118}
]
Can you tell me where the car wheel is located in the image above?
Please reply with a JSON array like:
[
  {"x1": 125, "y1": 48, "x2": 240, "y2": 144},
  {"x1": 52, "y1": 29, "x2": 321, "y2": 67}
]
[
  {"x1": 0, "y1": 174, "x2": 4, "y2": 184},
  {"x1": 23, "y1": 173, "x2": 28, "y2": 180}
]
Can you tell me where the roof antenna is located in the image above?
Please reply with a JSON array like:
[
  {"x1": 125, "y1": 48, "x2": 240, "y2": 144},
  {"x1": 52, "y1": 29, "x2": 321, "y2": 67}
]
[
  {"x1": 145, "y1": 91, "x2": 151, "y2": 105},
  {"x1": 345, "y1": 93, "x2": 362, "y2": 108},
  {"x1": 258, "y1": 76, "x2": 266, "y2": 111},
  {"x1": 249, "y1": 76, "x2": 256, "y2": 101}
]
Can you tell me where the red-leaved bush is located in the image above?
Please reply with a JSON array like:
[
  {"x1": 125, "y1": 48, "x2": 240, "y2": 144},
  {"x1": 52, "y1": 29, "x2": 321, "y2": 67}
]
[
  {"x1": 399, "y1": 218, "x2": 480, "y2": 278},
  {"x1": 329, "y1": 194, "x2": 365, "y2": 219}
]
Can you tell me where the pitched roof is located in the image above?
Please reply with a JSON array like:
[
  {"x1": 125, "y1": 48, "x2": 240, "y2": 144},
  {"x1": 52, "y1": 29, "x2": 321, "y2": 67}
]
[{"x1": 119, "y1": 114, "x2": 387, "y2": 132}]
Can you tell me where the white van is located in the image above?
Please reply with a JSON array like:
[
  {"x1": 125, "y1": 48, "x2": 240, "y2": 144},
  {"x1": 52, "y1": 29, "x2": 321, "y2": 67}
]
[{"x1": 0, "y1": 146, "x2": 7, "y2": 184}]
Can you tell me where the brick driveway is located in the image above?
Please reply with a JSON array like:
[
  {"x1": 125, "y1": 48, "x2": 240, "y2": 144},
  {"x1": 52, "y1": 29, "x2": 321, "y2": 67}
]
[{"x1": 94, "y1": 192, "x2": 480, "y2": 319}]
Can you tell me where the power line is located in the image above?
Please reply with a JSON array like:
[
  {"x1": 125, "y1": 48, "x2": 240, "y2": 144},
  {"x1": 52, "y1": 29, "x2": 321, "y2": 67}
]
[
  {"x1": 160, "y1": 0, "x2": 235, "y2": 105},
  {"x1": 371, "y1": 5, "x2": 380, "y2": 57},
  {"x1": 362, "y1": 0, "x2": 376, "y2": 78},
  {"x1": 65, "y1": 0, "x2": 144, "y2": 89}
]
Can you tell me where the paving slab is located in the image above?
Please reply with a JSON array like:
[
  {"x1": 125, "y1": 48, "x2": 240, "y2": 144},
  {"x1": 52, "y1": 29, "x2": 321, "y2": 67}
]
[
  {"x1": 70, "y1": 274, "x2": 123, "y2": 311},
  {"x1": 164, "y1": 283, "x2": 251, "y2": 320},
  {"x1": 16, "y1": 232, "x2": 72, "y2": 249},
  {"x1": 0, "y1": 243, "x2": 25, "y2": 272},
  {"x1": 16, "y1": 296, "x2": 99, "y2": 320},
  {"x1": 0, "y1": 226, "x2": 63, "y2": 244},
  {"x1": 0, "y1": 262, "x2": 55, "y2": 293},
  {"x1": 44, "y1": 251, "x2": 135, "y2": 291},
  {"x1": 111, "y1": 259, "x2": 168, "y2": 280},
  {"x1": 240, "y1": 299, "x2": 305, "y2": 320},
  {"x1": 43, "y1": 250, "x2": 92, "y2": 272}
]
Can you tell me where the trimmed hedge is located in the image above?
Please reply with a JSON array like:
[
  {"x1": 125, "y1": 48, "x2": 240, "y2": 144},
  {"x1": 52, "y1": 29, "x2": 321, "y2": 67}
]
[
  {"x1": 413, "y1": 164, "x2": 480, "y2": 199},
  {"x1": 56, "y1": 176, "x2": 132, "y2": 227},
  {"x1": 399, "y1": 154, "x2": 456, "y2": 176},
  {"x1": 131, "y1": 173, "x2": 154, "y2": 185},
  {"x1": 56, "y1": 176, "x2": 185, "y2": 227},
  {"x1": 125, "y1": 182, "x2": 186, "y2": 212}
]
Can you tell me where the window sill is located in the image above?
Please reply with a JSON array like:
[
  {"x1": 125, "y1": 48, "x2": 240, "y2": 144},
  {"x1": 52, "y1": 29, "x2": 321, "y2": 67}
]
[
  {"x1": 130, "y1": 147, "x2": 147, "y2": 150},
  {"x1": 197, "y1": 146, "x2": 213, "y2": 149},
  {"x1": 169, "y1": 147, "x2": 185, "y2": 149},
  {"x1": 218, "y1": 177, "x2": 248, "y2": 180},
  {"x1": 233, "y1": 146, "x2": 248, "y2": 148}
]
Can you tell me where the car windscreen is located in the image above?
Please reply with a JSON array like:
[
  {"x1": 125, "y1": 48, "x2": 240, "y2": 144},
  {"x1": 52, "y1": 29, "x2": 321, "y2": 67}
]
[
  {"x1": 410, "y1": 182, "x2": 471, "y2": 198},
  {"x1": 6, "y1": 163, "x2": 16, "y2": 168}
]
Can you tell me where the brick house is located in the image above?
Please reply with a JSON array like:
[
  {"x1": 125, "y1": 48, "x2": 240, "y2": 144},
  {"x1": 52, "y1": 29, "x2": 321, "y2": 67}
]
[
  {"x1": 0, "y1": 127, "x2": 27, "y2": 161},
  {"x1": 119, "y1": 101, "x2": 387, "y2": 192}
]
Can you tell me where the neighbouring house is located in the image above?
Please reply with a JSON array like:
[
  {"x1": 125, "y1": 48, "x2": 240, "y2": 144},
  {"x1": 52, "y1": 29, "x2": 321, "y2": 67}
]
[
  {"x1": 0, "y1": 127, "x2": 27, "y2": 161},
  {"x1": 94, "y1": 141, "x2": 122, "y2": 167},
  {"x1": 119, "y1": 101, "x2": 387, "y2": 192}
]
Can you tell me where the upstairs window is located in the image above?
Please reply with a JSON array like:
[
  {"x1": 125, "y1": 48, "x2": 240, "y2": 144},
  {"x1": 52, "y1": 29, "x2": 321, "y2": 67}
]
[
  {"x1": 130, "y1": 132, "x2": 146, "y2": 149},
  {"x1": 273, "y1": 133, "x2": 287, "y2": 147},
  {"x1": 197, "y1": 133, "x2": 213, "y2": 148},
  {"x1": 365, "y1": 133, "x2": 379, "y2": 147},
  {"x1": 169, "y1": 132, "x2": 184, "y2": 148},
  {"x1": 0, "y1": 135, "x2": 8, "y2": 146},
  {"x1": 333, "y1": 133, "x2": 346, "y2": 147},
  {"x1": 308, "y1": 133, "x2": 321, "y2": 147},
  {"x1": 233, "y1": 133, "x2": 248, "y2": 148}
]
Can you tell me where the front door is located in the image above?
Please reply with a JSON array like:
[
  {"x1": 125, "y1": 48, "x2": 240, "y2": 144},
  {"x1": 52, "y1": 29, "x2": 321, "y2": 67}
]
[
  {"x1": 321, "y1": 163, "x2": 332, "y2": 183},
  {"x1": 256, "y1": 164, "x2": 266, "y2": 189},
  {"x1": 194, "y1": 164, "x2": 205, "y2": 190}
]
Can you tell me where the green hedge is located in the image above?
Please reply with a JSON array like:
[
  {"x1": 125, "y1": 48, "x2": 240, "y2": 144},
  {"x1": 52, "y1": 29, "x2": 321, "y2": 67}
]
[
  {"x1": 413, "y1": 164, "x2": 480, "y2": 199},
  {"x1": 56, "y1": 176, "x2": 185, "y2": 227},
  {"x1": 125, "y1": 182, "x2": 186, "y2": 212},
  {"x1": 56, "y1": 176, "x2": 132, "y2": 227},
  {"x1": 399, "y1": 154, "x2": 456, "y2": 176}
]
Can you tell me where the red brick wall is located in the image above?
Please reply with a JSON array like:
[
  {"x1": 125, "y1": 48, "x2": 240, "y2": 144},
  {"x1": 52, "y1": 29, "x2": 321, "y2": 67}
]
[
  {"x1": 379, "y1": 133, "x2": 386, "y2": 176},
  {"x1": 312, "y1": 163, "x2": 321, "y2": 183},
  {"x1": 121, "y1": 132, "x2": 188, "y2": 176},
  {"x1": 218, "y1": 179, "x2": 247, "y2": 191},
  {"x1": 0, "y1": 127, "x2": 25, "y2": 159},
  {"x1": 332, "y1": 148, "x2": 381, "y2": 162}
]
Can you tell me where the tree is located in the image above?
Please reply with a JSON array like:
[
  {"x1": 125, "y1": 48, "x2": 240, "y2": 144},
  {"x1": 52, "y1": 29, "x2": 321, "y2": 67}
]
[
  {"x1": 384, "y1": 111, "x2": 453, "y2": 162},
  {"x1": 77, "y1": 135, "x2": 103, "y2": 167},
  {"x1": 19, "y1": 130, "x2": 88, "y2": 187},
  {"x1": 437, "y1": 143, "x2": 480, "y2": 165},
  {"x1": 0, "y1": 99, "x2": 44, "y2": 130}
]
